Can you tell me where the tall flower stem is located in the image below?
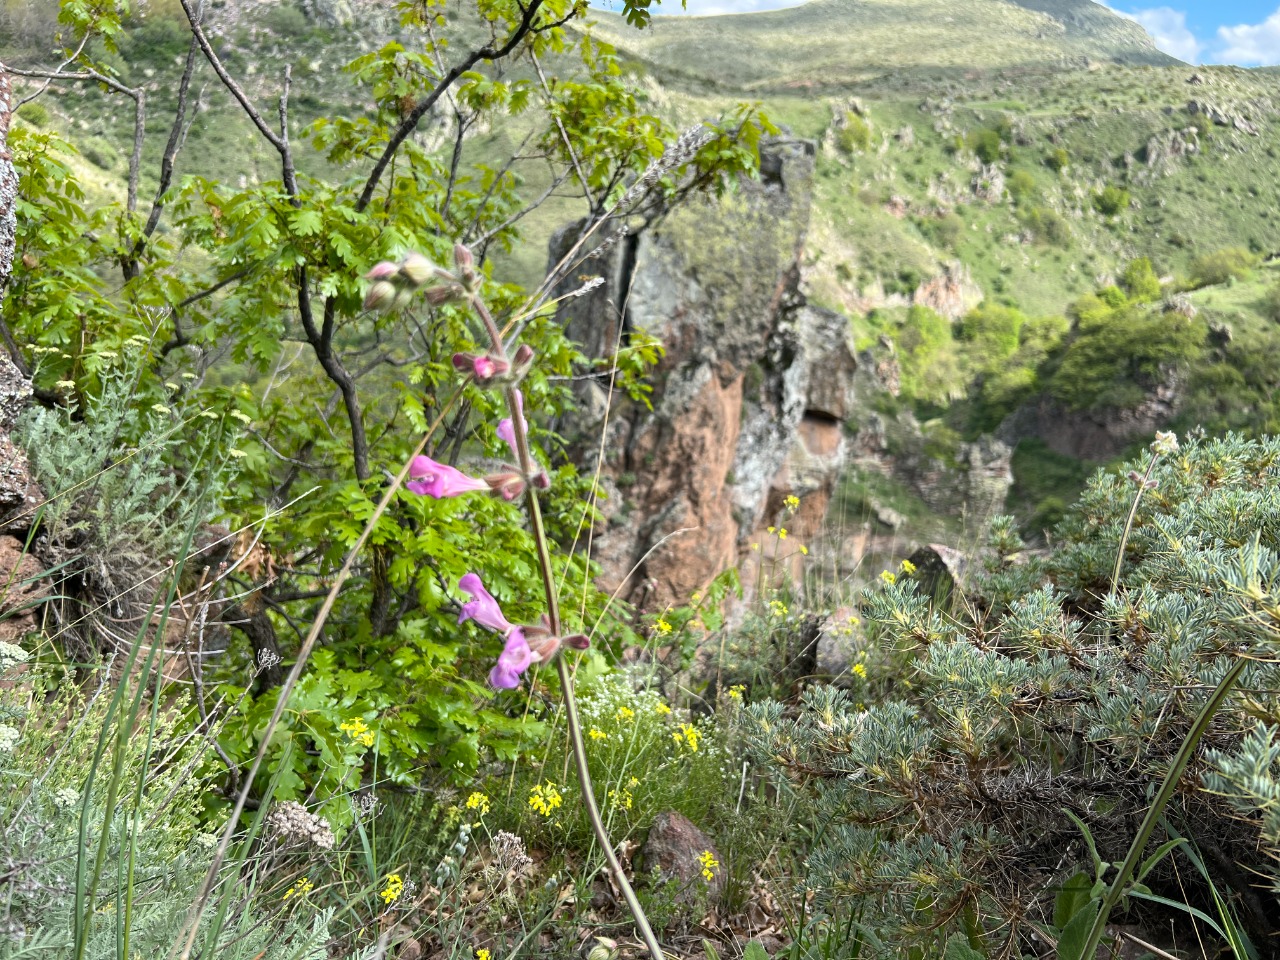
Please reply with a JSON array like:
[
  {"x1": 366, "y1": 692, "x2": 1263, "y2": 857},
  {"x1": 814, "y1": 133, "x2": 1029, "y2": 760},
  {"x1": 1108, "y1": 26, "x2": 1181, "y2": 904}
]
[
  {"x1": 472, "y1": 294, "x2": 665, "y2": 960},
  {"x1": 1108, "y1": 454, "x2": 1161, "y2": 602}
]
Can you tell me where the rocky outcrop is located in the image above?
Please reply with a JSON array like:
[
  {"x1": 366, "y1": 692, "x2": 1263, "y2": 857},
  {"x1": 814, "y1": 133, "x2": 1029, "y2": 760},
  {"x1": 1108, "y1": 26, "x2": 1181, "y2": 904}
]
[
  {"x1": 1187, "y1": 99, "x2": 1260, "y2": 136},
  {"x1": 1141, "y1": 127, "x2": 1199, "y2": 176},
  {"x1": 912, "y1": 262, "x2": 983, "y2": 321},
  {"x1": 550, "y1": 139, "x2": 853, "y2": 610},
  {"x1": 998, "y1": 383, "x2": 1182, "y2": 462}
]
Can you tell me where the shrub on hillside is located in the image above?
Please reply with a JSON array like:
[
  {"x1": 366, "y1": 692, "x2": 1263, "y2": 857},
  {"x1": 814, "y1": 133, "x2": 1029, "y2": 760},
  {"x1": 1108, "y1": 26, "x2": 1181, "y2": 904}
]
[
  {"x1": 1045, "y1": 146, "x2": 1070, "y2": 172},
  {"x1": 1092, "y1": 184, "x2": 1130, "y2": 216},
  {"x1": 1006, "y1": 168, "x2": 1035, "y2": 202},
  {"x1": 1050, "y1": 301, "x2": 1206, "y2": 411},
  {"x1": 1119, "y1": 256, "x2": 1161, "y2": 302},
  {"x1": 1189, "y1": 246, "x2": 1258, "y2": 288},
  {"x1": 745, "y1": 434, "x2": 1280, "y2": 956},
  {"x1": 968, "y1": 127, "x2": 1003, "y2": 164},
  {"x1": 837, "y1": 112, "x2": 871, "y2": 153},
  {"x1": 1261, "y1": 281, "x2": 1280, "y2": 322}
]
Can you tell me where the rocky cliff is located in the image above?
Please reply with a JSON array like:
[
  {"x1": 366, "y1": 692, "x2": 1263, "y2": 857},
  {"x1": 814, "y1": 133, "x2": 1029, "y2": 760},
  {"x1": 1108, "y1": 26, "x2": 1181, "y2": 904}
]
[{"x1": 550, "y1": 139, "x2": 855, "y2": 611}]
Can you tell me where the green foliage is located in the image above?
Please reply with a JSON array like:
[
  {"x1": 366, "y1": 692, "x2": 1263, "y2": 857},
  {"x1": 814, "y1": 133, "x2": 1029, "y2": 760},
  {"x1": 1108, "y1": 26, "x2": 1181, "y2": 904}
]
[
  {"x1": 1006, "y1": 168, "x2": 1036, "y2": 202},
  {"x1": 1260, "y1": 282, "x2": 1280, "y2": 323},
  {"x1": 1189, "y1": 246, "x2": 1259, "y2": 288},
  {"x1": 894, "y1": 305, "x2": 963, "y2": 404},
  {"x1": 1046, "y1": 146, "x2": 1070, "y2": 172},
  {"x1": 15, "y1": 100, "x2": 48, "y2": 125},
  {"x1": 745, "y1": 434, "x2": 1280, "y2": 955},
  {"x1": 956, "y1": 302, "x2": 1024, "y2": 366},
  {"x1": 5, "y1": 0, "x2": 769, "y2": 833},
  {"x1": 967, "y1": 127, "x2": 1003, "y2": 164},
  {"x1": 1050, "y1": 301, "x2": 1206, "y2": 411},
  {"x1": 1092, "y1": 184, "x2": 1130, "y2": 217},
  {"x1": 1119, "y1": 256, "x2": 1161, "y2": 302},
  {"x1": 837, "y1": 112, "x2": 871, "y2": 154},
  {"x1": 1018, "y1": 204, "x2": 1070, "y2": 246}
]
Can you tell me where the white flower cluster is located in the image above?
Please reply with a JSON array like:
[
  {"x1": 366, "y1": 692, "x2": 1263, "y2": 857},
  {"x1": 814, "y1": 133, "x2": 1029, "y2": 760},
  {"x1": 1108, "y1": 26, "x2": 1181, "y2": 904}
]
[
  {"x1": 0, "y1": 725, "x2": 18, "y2": 754},
  {"x1": 264, "y1": 800, "x2": 335, "y2": 850},
  {"x1": 0, "y1": 641, "x2": 29, "y2": 672}
]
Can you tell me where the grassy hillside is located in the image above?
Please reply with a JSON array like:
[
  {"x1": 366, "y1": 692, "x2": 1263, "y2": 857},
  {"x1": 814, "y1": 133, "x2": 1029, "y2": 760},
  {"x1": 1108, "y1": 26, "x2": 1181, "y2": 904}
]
[{"x1": 584, "y1": 0, "x2": 1176, "y2": 93}]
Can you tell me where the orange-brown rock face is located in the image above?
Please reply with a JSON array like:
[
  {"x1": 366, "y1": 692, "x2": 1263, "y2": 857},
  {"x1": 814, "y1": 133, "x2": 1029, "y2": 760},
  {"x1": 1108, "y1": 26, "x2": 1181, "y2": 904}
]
[{"x1": 550, "y1": 140, "x2": 856, "y2": 612}]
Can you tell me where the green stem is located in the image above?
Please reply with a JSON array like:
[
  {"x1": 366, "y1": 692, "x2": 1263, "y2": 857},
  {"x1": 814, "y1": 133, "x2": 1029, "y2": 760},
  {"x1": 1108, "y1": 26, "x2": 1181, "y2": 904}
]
[
  {"x1": 1109, "y1": 455, "x2": 1160, "y2": 602},
  {"x1": 1075, "y1": 656, "x2": 1246, "y2": 960},
  {"x1": 474, "y1": 295, "x2": 665, "y2": 960}
]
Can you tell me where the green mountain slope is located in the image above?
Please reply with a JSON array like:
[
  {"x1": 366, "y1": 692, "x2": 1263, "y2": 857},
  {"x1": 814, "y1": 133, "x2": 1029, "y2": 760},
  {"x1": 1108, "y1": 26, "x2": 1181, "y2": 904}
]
[{"x1": 585, "y1": 0, "x2": 1177, "y2": 92}]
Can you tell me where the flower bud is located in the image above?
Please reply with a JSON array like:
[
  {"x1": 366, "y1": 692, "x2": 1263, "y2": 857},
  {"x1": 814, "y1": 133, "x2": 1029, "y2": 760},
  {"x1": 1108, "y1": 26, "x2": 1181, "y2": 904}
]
[
  {"x1": 364, "y1": 261, "x2": 398, "y2": 281},
  {"x1": 425, "y1": 284, "x2": 465, "y2": 307},
  {"x1": 587, "y1": 938, "x2": 618, "y2": 960},
  {"x1": 453, "y1": 242, "x2": 474, "y2": 272},
  {"x1": 531, "y1": 471, "x2": 551, "y2": 490},
  {"x1": 452, "y1": 352, "x2": 511, "y2": 385},
  {"x1": 400, "y1": 251, "x2": 438, "y2": 287},
  {"x1": 1151, "y1": 431, "x2": 1179, "y2": 456},
  {"x1": 563, "y1": 633, "x2": 590, "y2": 650},
  {"x1": 363, "y1": 280, "x2": 398, "y2": 311},
  {"x1": 485, "y1": 471, "x2": 526, "y2": 501}
]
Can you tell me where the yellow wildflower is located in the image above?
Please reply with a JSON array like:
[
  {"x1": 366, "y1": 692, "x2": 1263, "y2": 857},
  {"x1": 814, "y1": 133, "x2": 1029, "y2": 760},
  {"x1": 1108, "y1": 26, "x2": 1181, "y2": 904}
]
[
  {"x1": 767, "y1": 526, "x2": 776, "y2": 534},
  {"x1": 380, "y1": 874, "x2": 404, "y2": 904},
  {"x1": 477, "y1": 951, "x2": 492, "y2": 960},
  {"x1": 655, "y1": 703, "x2": 672, "y2": 715},
  {"x1": 609, "y1": 787, "x2": 634, "y2": 810},
  {"x1": 769, "y1": 599, "x2": 788, "y2": 617},
  {"x1": 691, "y1": 591, "x2": 702, "y2": 603},
  {"x1": 615, "y1": 706, "x2": 635, "y2": 722},
  {"x1": 698, "y1": 850, "x2": 719, "y2": 882},
  {"x1": 654, "y1": 618, "x2": 672, "y2": 635},
  {"x1": 879, "y1": 570, "x2": 896, "y2": 585},
  {"x1": 672, "y1": 722, "x2": 700, "y2": 753},
  {"x1": 752, "y1": 542, "x2": 760, "y2": 551},
  {"x1": 799, "y1": 545, "x2": 809, "y2": 556},
  {"x1": 852, "y1": 663, "x2": 867, "y2": 678},
  {"x1": 339, "y1": 718, "x2": 375, "y2": 748},
  {"x1": 464, "y1": 792, "x2": 491, "y2": 816},
  {"x1": 778, "y1": 528, "x2": 788, "y2": 540},
  {"x1": 900, "y1": 559, "x2": 917, "y2": 575},
  {"x1": 727, "y1": 685, "x2": 745, "y2": 701},
  {"x1": 589, "y1": 727, "x2": 608, "y2": 741},
  {"x1": 528, "y1": 782, "x2": 563, "y2": 817},
  {"x1": 283, "y1": 877, "x2": 313, "y2": 899},
  {"x1": 785, "y1": 495, "x2": 800, "y2": 509}
]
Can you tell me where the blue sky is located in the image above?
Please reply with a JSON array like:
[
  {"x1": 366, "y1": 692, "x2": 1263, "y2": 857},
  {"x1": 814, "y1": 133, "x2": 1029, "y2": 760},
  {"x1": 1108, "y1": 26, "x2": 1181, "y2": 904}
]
[{"x1": 625, "y1": 0, "x2": 1280, "y2": 65}]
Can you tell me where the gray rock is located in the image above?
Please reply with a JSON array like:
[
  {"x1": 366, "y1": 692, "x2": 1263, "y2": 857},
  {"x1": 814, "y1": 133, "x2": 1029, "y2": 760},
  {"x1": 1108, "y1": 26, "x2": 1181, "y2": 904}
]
[{"x1": 640, "y1": 810, "x2": 725, "y2": 903}]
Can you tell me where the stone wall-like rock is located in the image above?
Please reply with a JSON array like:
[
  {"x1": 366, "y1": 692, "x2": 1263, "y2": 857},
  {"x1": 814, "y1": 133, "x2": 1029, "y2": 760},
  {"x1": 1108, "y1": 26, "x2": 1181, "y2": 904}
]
[{"x1": 549, "y1": 139, "x2": 854, "y2": 610}]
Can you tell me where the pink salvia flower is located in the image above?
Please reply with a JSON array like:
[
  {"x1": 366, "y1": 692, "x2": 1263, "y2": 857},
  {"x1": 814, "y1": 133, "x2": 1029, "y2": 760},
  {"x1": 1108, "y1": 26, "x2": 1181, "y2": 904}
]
[
  {"x1": 457, "y1": 572, "x2": 515, "y2": 634},
  {"x1": 405, "y1": 455, "x2": 488, "y2": 498},
  {"x1": 497, "y1": 388, "x2": 528, "y2": 461},
  {"x1": 489, "y1": 628, "x2": 532, "y2": 690}
]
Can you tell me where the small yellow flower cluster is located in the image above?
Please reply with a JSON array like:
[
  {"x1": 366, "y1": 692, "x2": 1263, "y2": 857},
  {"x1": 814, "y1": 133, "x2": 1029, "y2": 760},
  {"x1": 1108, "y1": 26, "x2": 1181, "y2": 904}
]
[
  {"x1": 283, "y1": 877, "x2": 314, "y2": 900},
  {"x1": 852, "y1": 662, "x2": 867, "y2": 678},
  {"x1": 528, "y1": 782, "x2": 563, "y2": 817},
  {"x1": 589, "y1": 727, "x2": 608, "y2": 741},
  {"x1": 615, "y1": 706, "x2": 635, "y2": 722},
  {"x1": 339, "y1": 717, "x2": 375, "y2": 747},
  {"x1": 672, "y1": 722, "x2": 700, "y2": 753},
  {"x1": 608, "y1": 778, "x2": 638, "y2": 810},
  {"x1": 784, "y1": 494, "x2": 800, "y2": 510},
  {"x1": 879, "y1": 570, "x2": 897, "y2": 585},
  {"x1": 768, "y1": 599, "x2": 789, "y2": 618},
  {"x1": 477, "y1": 950, "x2": 492, "y2": 960},
  {"x1": 465, "y1": 792, "x2": 491, "y2": 816},
  {"x1": 655, "y1": 702, "x2": 672, "y2": 716},
  {"x1": 900, "y1": 558, "x2": 917, "y2": 575},
  {"x1": 698, "y1": 850, "x2": 719, "y2": 882},
  {"x1": 654, "y1": 618, "x2": 673, "y2": 635},
  {"x1": 838, "y1": 614, "x2": 861, "y2": 637},
  {"x1": 380, "y1": 873, "x2": 404, "y2": 904},
  {"x1": 727, "y1": 684, "x2": 746, "y2": 701},
  {"x1": 766, "y1": 525, "x2": 789, "y2": 539}
]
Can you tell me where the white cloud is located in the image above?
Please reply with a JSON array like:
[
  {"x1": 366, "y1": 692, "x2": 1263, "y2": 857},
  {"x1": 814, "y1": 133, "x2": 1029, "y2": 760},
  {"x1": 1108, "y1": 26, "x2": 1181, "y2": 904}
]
[
  {"x1": 1215, "y1": 7, "x2": 1280, "y2": 65},
  {"x1": 1108, "y1": 5, "x2": 1204, "y2": 62}
]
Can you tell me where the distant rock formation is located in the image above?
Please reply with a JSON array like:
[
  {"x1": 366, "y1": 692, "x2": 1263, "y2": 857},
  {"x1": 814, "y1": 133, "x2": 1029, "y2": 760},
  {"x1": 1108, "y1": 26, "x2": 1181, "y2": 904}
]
[{"x1": 549, "y1": 139, "x2": 854, "y2": 611}]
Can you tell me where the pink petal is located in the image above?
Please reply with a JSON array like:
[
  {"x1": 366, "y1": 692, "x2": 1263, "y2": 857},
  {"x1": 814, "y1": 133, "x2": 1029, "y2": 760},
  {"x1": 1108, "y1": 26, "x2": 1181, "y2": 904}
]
[
  {"x1": 458, "y1": 573, "x2": 514, "y2": 634},
  {"x1": 406, "y1": 455, "x2": 488, "y2": 499}
]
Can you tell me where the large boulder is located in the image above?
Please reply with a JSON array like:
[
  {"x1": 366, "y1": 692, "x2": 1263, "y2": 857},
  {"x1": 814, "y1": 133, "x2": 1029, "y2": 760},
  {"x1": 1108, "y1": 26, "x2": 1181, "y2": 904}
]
[
  {"x1": 549, "y1": 139, "x2": 855, "y2": 610},
  {"x1": 640, "y1": 810, "x2": 725, "y2": 903}
]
